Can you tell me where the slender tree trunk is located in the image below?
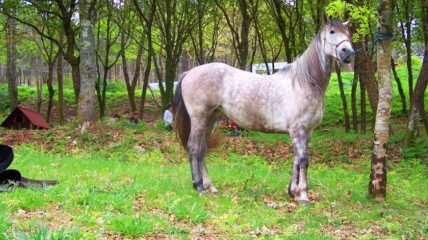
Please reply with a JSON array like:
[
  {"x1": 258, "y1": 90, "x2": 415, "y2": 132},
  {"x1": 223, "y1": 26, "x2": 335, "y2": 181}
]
[
  {"x1": 403, "y1": 44, "x2": 428, "y2": 146},
  {"x1": 403, "y1": 0, "x2": 428, "y2": 144},
  {"x1": 57, "y1": 52, "x2": 65, "y2": 124},
  {"x1": 133, "y1": 0, "x2": 156, "y2": 120},
  {"x1": 35, "y1": 57, "x2": 43, "y2": 113},
  {"x1": 45, "y1": 61, "x2": 55, "y2": 122},
  {"x1": 354, "y1": 40, "x2": 379, "y2": 126},
  {"x1": 421, "y1": 100, "x2": 428, "y2": 135},
  {"x1": 390, "y1": 57, "x2": 407, "y2": 114},
  {"x1": 71, "y1": 63, "x2": 81, "y2": 104},
  {"x1": 351, "y1": 64, "x2": 359, "y2": 133},
  {"x1": 397, "y1": 1, "x2": 414, "y2": 100},
  {"x1": 36, "y1": 74, "x2": 43, "y2": 113},
  {"x1": 336, "y1": 64, "x2": 350, "y2": 132},
  {"x1": 360, "y1": 80, "x2": 367, "y2": 134},
  {"x1": 77, "y1": 0, "x2": 97, "y2": 126},
  {"x1": 120, "y1": 28, "x2": 143, "y2": 113},
  {"x1": 6, "y1": 14, "x2": 18, "y2": 111},
  {"x1": 369, "y1": 0, "x2": 395, "y2": 201}
]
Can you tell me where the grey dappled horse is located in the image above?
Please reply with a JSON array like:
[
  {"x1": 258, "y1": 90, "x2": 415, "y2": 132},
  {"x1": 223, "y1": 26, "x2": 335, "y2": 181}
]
[{"x1": 172, "y1": 14, "x2": 354, "y2": 204}]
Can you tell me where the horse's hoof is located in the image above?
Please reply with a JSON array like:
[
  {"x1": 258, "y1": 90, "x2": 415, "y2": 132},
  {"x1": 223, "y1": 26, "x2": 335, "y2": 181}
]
[
  {"x1": 209, "y1": 186, "x2": 219, "y2": 194},
  {"x1": 196, "y1": 186, "x2": 207, "y2": 194},
  {"x1": 198, "y1": 190, "x2": 207, "y2": 195},
  {"x1": 297, "y1": 200, "x2": 310, "y2": 205}
]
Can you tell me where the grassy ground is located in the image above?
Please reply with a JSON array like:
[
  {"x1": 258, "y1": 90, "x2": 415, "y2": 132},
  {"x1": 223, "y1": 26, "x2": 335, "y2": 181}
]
[{"x1": 0, "y1": 121, "x2": 427, "y2": 239}]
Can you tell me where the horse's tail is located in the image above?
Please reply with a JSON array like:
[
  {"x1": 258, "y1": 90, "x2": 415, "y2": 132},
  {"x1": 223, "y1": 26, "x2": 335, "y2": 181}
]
[
  {"x1": 172, "y1": 72, "x2": 191, "y2": 150},
  {"x1": 172, "y1": 72, "x2": 222, "y2": 153}
]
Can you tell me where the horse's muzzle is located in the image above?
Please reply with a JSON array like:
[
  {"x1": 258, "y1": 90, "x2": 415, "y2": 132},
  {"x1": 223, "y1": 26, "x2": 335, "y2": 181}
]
[{"x1": 339, "y1": 48, "x2": 355, "y2": 63}]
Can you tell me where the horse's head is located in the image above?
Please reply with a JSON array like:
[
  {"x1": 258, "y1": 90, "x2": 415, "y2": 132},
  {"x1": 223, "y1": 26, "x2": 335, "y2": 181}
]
[{"x1": 321, "y1": 13, "x2": 354, "y2": 64}]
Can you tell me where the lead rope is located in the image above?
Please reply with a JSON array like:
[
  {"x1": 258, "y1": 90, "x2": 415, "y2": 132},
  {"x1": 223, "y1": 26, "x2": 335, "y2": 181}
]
[{"x1": 338, "y1": 31, "x2": 394, "y2": 68}]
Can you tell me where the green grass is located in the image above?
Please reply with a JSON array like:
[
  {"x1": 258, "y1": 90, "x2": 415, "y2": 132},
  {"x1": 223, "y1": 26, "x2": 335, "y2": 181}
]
[{"x1": 0, "y1": 139, "x2": 426, "y2": 239}]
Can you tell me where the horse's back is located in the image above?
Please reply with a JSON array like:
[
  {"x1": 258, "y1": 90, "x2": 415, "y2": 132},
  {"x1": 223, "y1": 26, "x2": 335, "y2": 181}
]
[{"x1": 180, "y1": 63, "x2": 324, "y2": 133}]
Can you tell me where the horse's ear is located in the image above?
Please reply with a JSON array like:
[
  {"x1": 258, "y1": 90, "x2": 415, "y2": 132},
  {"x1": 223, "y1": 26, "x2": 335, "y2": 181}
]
[
  {"x1": 343, "y1": 18, "x2": 351, "y2": 26},
  {"x1": 322, "y1": 12, "x2": 330, "y2": 25}
]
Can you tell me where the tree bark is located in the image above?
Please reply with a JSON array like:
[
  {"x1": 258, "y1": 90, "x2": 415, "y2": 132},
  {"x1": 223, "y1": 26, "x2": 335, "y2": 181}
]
[
  {"x1": 396, "y1": 0, "x2": 414, "y2": 100},
  {"x1": 57, "y1": 51, "x2": 65, "y2": 124},
  {"x1": 403, "y1": 0, "x2": 428, "y2": 147},
  {"x1": 390, "y1": 57, "x2": 407, "y2": 114},
  {"x1": 369, "y1": 0, "x2": 395, "y2": 201},
  {"x1": 335, "y1": 64, "x2": 350, "y2": 132},
  {"x1": 354, "y1": 41, "x2": 378, "y2": 125},
  {"x1": 77, "y1": 0, "x2": 97, "y2": 126},
  {"x1": 133, "y1": 0, "x2": 156, "y2": 120},
  {"x1": 351, "y1": 63, "x2": 359, "y2": 133},
  {"x1": 5, "y1": 13, "x2": 18, "y2": 112},
  {"x1": 360, "y1": 77, "x2": 367, "y2": 134}
]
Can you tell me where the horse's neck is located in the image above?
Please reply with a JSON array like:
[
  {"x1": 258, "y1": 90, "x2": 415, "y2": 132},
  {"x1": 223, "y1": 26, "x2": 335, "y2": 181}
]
[{"x1": 294, "y1": 38, "x2": 333, "y2": 97}]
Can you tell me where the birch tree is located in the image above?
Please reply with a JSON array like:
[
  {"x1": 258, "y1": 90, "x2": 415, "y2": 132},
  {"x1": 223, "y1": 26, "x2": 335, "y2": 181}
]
[{"x1": 368, "y1": 0, "x2": 395, "y2": 201}]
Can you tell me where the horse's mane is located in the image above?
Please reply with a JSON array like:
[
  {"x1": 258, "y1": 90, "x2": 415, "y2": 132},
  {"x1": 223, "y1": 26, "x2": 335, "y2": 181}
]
[{"x1": 276, "y1": 21, "x2": 349, "y2": 98}]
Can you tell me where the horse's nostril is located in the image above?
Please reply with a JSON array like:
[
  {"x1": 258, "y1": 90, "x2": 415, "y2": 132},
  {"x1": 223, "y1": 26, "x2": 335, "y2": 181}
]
[{"x1": 342, "y1": 48, "x2": 348, "y2": 53}]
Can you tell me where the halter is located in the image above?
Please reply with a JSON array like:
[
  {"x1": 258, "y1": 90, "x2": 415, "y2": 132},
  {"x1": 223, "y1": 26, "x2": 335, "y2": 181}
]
[{"x1": 322, "y1": 27, "x2": 352, "y2": 63}]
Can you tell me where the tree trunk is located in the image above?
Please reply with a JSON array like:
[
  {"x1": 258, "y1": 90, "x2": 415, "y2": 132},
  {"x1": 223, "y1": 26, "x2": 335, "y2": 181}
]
[
  {"x1": 77, "y1": 0, "x2": 97, "y2": 126},
  {"x1": 57, "y1": 52, "x2": 65, "y2": 124},
  {"x1": 354, "y1": 41, "x2": 378, "y2": 126},
  {"x1": 133, "y1": 0, "x2": 156, "y2": 120},
  {"x1": 403, "y1": 0, "x2": 428, "y2": 145},
  {"x1": 390, "y1": 57, "x2": 407, "y2": 114},
  {"x1": 369, "y1": 0, "x2": 395, "y2": 201},
  {"x1": 45, "y1": 59, "x2": 55, "y2": 123},
  {"x1": 6, "y1": 14, "x2": 18, "y2": 111},
  {"x1": 336, "y1": 64, "x2": 350, "y2": 132},
  {"x1": 360, "y1": 78, "x2": 367, "y2": 134},
  {"x1": 36, "y1": 74, "x2": 43, "y2": 113},
  {"x1": 397, "y1": 1, "x2": 414, "y2": 100},
  {"x1": 351, "y1": 64, "x2": 359, "y2": 133}
]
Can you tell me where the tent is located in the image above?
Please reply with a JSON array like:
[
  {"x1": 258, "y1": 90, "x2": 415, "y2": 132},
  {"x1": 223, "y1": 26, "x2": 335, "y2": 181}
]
[{"x1": 1, "y1": 106, "x2": 51, "y2": 130}]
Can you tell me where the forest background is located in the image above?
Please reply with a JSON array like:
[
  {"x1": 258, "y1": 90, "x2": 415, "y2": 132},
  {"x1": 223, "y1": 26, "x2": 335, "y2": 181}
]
[
  {"x1": 0, "y1": 0, "x2": 427, "y2": 238},
  {"x1": 0, "y1": 0, "x2": 427, "y2": 196},
  {"x1": 0, "y1": 0, "x2": 425, "y2": 135}
]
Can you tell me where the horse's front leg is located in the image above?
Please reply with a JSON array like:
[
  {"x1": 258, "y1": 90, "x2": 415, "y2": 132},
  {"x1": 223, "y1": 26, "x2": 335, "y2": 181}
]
[{"x1": 288, "y1": 126, "x2": 310, "y2": 204}]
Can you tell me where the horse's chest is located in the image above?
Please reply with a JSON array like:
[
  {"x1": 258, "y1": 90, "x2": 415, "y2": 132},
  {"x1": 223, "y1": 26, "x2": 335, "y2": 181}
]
[{"x1": 303, "y1": 99, "x2": 325, "y2": 127}]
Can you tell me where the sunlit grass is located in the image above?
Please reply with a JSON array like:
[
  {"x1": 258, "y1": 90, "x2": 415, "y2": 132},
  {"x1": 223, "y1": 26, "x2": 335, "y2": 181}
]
[{"x1": 1, "y1": 143, "x2": 426, "y2": 238}]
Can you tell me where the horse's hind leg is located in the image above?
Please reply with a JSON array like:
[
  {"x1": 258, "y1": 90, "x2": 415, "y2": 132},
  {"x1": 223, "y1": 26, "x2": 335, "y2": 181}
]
[
  {"x1": 187, "y1": 125, "x2": 206, "y2": 193},
  {"x1": 198, "y1": 114, "x2": 219, "y2": 193},
  {"x1": 288, "y1": 126, "x2": 310, "y2": 204},
  {"x1": 187, "y1": 114, "x2": 219, "y2": 194}
]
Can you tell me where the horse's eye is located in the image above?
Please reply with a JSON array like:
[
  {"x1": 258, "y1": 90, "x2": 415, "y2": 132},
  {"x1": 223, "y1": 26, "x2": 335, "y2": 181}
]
[{"x1": 330, "y1": 30, "x2": 335, "y2": 34}]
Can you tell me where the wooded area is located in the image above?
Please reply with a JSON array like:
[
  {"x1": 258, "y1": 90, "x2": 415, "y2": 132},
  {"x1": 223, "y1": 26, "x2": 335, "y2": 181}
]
[{"x1": 0, "y1": 0, "x2": 427, "y2": 198}]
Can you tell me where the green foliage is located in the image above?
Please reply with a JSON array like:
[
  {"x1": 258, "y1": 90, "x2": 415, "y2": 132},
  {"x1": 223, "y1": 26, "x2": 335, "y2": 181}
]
[
  {"x1": 17, "y1": 85, "x2": 37, "y2": 104},
  {"x1": 0, "y1": 84, "x2": 9, "y2": 112},
  {"x1": 105, "y1": 80, "x2": 127, "y2": 93},
  {"x1": 108, "y1": 214, "x2": 155, "y2": 236},
  {"x1": 0, "y1": 211, "x2": 12, "y2": 239},
  {"x1": 326, "y1": 0, "x2": 376, "y2": 41},
  {"x1": 396, "y1": 55, "x2": 423, "y2": 67},
  {"x1": 402, "y1": 137, "x2": 428, "y2": 159},
  {"x1": 12, "y1": 224, "x2": 83, "y2": 240}
]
